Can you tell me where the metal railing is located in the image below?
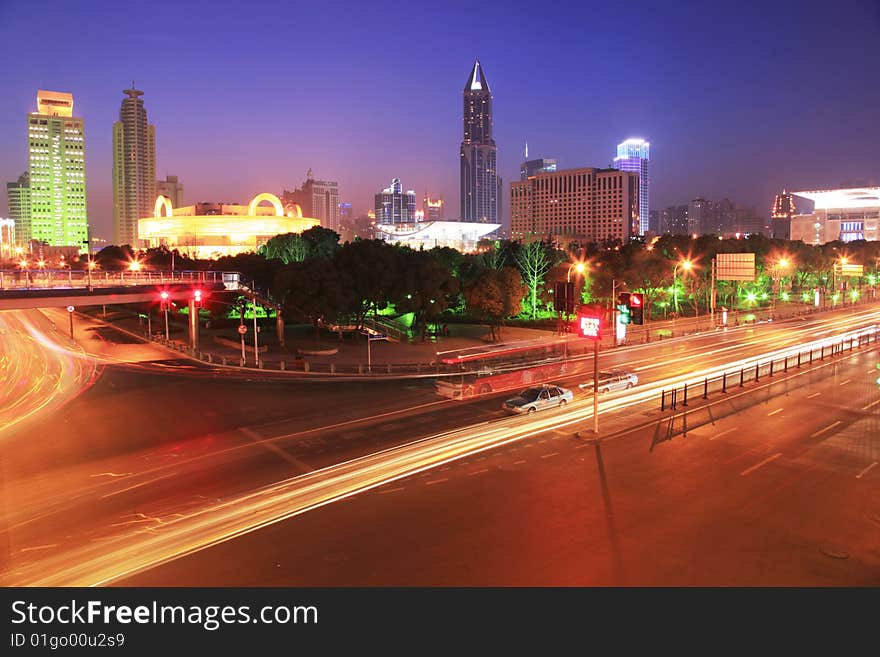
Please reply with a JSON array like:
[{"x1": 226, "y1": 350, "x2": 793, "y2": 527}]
[{"x1": 0, "y1": 269, "x2": 242, "y2": 291}]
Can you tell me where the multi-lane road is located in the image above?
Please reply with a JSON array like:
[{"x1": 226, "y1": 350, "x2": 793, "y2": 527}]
[{"x1": 0, "y1": 303, "x2": 877, "y2": 585}]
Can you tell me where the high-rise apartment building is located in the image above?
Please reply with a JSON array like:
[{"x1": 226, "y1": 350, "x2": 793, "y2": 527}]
[
  {"x1": 27, "y1": 90, "x2": 88, "y2": 248},
  {"x1": 612, "y1": 138, "x2": 650, "y2": 235},
  {"x1": 660, "y1": 205, "x2": 689, "y2": 234},
  {"x1": 510, "y1": 167, "x2": 640, "y2": 244},
  {"x1": 375, "y1": 178, "x2": 416, "y2": 225},
  {"x1": 157, "y1": 175, "x2": 184, "y2": 208},
  {"x1": 460, "y1": 60, "x2": 499, "y2": 224},
  {"x1": 423, "y1": 196, "x2": 444, "y2": 221},
  {"x1": 6, "y1": 171, "x2": 30, "y2": 245},
  {"x1": 281, "y1": 170, "x2": 340, "y2": 232},
  {"x1": 112, "y1": 86, "x2": 156, "y2": 247}
]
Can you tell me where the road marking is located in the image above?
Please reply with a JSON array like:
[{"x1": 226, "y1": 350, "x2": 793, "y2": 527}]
[
  {"x1": 839, "y1": 379, "x2": 851, "y2": 386},
  {"x1": 740, "y1": 452, "x2": 783, "y2": 476},
  {"x1": 806, "y1": 392, "x2": 821, "y2": 399},
  {"x1": 376, "y1": 486, "x2": 405, "y2": 494},
  {"x1": 89, "y1": 472, "x2": 132, "y2": 478},
  {"x1": 468, "y1": 468, "x2": 490, "y2": 476},
  {"x1": 540, "y1": 452, "x2": 559, "y2": 459},
  {"x1": 239, "y1": 427, "x2": 314, "y2": 473},
  {"x1": 17, "y1": 544, "x2": 59, "y2": 554},
  {"x1": 810, "y1": 421, "x2": 842, "y2": 438},
  {"x1": 709, "y1": 426, "x2": 738, "y2": 441},
  {"x1": 767, "y1": 408, "x2": 783, "y2": 416},
  {"x1": 861, "y1": 399, "x2": 880, "y2": 411},
  {"x1": 856, "y1": 462, "x2": 878, "y2": 479},
  {"x1": 869, "y1": 367, "x2": 878, "y2": 374},
  {"x1": 425, "y1": 478, "x2": 448, "y2": 486},
  {"x1": 513, "y1": 460, "x2": 527, "y2": 465},
  {"x1": 574, "y1": 443, "x2": 589, "y2": 449}
]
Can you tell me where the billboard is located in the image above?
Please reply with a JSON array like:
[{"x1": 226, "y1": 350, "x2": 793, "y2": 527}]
[
  {"x1": 716, "y1": 253, "x2": 755, "y2": 281},
  {"x1": 833, "y1": 263, "x2": 863, "y2": 277}
]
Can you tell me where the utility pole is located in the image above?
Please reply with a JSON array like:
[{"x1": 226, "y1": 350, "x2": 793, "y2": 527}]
[
  {"x1": 710, "y1": 258, "x2": 716, "y2": 327},
  {"x1": 253, "y1": 297, "x2": 259, "y2": 366}
]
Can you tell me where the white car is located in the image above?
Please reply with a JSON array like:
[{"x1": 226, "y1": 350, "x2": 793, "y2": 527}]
[
  {"x1": 503, "y1": 384, "x2": 574, "y2": 414},
  {"x1": 579, "y1": 370, "x2": 638, "y2": 394}
]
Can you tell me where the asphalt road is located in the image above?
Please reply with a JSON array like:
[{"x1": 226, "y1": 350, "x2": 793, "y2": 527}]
[{"x1": 0, "y1": 303, "x2": 877, "y2": 584}]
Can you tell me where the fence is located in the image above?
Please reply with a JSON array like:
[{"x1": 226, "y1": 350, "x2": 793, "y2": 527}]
[{"x1": 660, "y1": 326, "x2": 880, "y2": 411}]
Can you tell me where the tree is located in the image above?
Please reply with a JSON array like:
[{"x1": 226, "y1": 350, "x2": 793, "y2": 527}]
[
  {"x1": 301, "y1": 226, "x2": 341, "y2": 259},
  {"x1": 333, "y1": 239, "x2": 402, "y2": 328},
  {"x1": 273, "y1": 259, "x2": 351, "y2": 342},
  {"x1": 514, "y1": 240, "x2": 553, "y2": 319},
  {"x1": 94, "y1": 245, "x2": 135, "y2": 270},
  {"x1": 260, "y1": 233, "x2": 310, "y2": 264},
  {"x1": 463, "y1": 266, "x2": 527, "y2": 341},
  {"x1": 392, "y1": 250, "x2": 458, "y2": 339}
]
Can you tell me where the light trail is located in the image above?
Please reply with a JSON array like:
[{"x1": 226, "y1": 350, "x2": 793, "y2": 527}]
[{"x1": 7, "y1": 321, "x2": 878, "y2": 586}]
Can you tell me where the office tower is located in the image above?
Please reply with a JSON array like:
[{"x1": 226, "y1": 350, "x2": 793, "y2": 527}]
[
  {"x1": 648, "y1": 209, "x2": 660, "y2": 234},
  {"x1": 281, "y1": 170, "x2": 340, "y2": 232},
  {"x1": 520, "y1": 153, "x2": 558, "y2": 180},
  {"x1": 27, "y1": 90, "x2": 88, "y2": 248},
  {"x1": 424, "y1": 196, "x2": 444, "y2": 221},
  {"x1": 6, "y1": 171, "x2": 30, "y2": 245},
  {"x1": 660, "y1": 205, "x2": 689, "y2": 234},
  {"x1": 789, "y1": 187, "x2": 880, "y2": 244},
  {"x1": 460, "y1": 59, "x2": 498, "y2": 223},
  {"x1": 375, "y1": 178, "x2": 416, "y2": 225},
  {"x1": 687, "y1": 197, "x2": 711, "y2": 235},
  {"x1": 612, "y1": 138, "x2": 650, "y2": 235},
  {"x1": 771, "y1": 190, "x2": 797, "y2": 239},
  {"x1": 510, "y1": 167, "x2": 640, "y2": 244},
  {"x1": 112, "y1": 85, "x2": 156, "y2": 247},
  {"x1": 157, "y1": 175, "x2": 184, "y2": 208}
]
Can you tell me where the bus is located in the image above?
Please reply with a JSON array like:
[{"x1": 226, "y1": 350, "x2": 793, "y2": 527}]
[{"x1": 434, "y1": 337, "x2": 591, "y2": 400}]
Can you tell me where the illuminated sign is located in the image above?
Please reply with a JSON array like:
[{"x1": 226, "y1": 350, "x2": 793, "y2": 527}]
[{"x1": 577, "y1": 315, "x2": 601, "y2": 339}]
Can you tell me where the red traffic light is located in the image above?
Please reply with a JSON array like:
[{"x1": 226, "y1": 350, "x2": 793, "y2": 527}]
[
  {"x1": 160, "y1": 291, "x2": 169, "y2": 300},
  {"x1": 194, "y1": 289, "x2": 202, "y2": 302},
  {"x1": 630, "y1": 293, "x2": 643, "y2": 307},
  {"x1": 577, "y1": 314, "x2": 602, "y2": 339}
]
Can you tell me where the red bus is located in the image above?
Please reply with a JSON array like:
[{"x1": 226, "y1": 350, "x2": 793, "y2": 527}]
[{"x1": 434, "y1": 337, "x2": 590, "y2": 399}]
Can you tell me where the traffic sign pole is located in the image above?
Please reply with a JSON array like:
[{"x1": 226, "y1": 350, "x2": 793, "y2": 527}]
[
  {"x1": 66, "y1": 305, "x2": 74, "y2": 340},
  {"x1": 238, "y1": 321, "x2": 247, "y2": 364}
]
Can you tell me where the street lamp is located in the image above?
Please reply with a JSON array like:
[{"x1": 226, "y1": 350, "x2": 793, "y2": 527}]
[
  {"x1": 86, "y1": 257, "x2": 96, "y2": 292},
  {"x1": 769, "y1": 257, "x2": 792, "y2": 315},
  {"x1": 560, "y1": 261, "x2": 587, "y2": 336},
  {"x1": 567, "y1": 261, "x2": 586, "y2": 283},
  {"x1": 673, "y1": 259, "x2": 692, "y2": 314}
]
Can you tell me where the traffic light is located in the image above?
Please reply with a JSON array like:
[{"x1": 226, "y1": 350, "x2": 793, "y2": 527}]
[
  {"x1": 555, "y1": 281, "x2": 576, "y2": 315},
  {"x1": 618, "y1": 292, "x2": 631, "y2": 306},
  {"x1": 629, "y1": 292, "x2": 644, "y2": 325},
  {"x1": 159, "y1": 290, "x2": 170, "y2": 312},
  {"x1": 194, "y1": 289, "x2": 203, "y2": 308}
]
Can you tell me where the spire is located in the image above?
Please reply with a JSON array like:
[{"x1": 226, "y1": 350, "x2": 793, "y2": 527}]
[
  {"x1": 525, "y1": 140, "x2": 529, "y2": 159},
  {"x1": 464, "y1": 59, "x2": 490, "y2": 93}
]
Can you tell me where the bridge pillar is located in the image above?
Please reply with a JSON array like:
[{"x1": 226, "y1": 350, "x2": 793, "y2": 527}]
[
  {"x1": 188, "y1": 299, "x2": 199, "y2": 351},
  {"x1": 276, "y1": 309, "x2": 285, "y2": 348}
]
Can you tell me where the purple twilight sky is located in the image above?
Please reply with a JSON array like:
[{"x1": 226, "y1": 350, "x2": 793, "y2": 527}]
[{"x1": 1, "y1": 0, "x2": 878, "y2": 239}]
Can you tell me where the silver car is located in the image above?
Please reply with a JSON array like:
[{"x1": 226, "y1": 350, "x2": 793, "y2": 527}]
[
  {"x1": 579, "y1": 370, "x2": 638, "y2": 394},
  {"x1": 503, "y1": 384, "x2": 574, "y2": 414}
]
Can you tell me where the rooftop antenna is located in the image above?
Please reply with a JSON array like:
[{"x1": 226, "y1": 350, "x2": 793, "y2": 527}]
[{"x1": 525, "y1": 140, "x2": 529, "y2": 160}]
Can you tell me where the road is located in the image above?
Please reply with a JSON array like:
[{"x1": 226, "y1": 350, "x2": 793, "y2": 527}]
[{"x1": 0, "y1": 303, "x2": 877, "y2": 584}]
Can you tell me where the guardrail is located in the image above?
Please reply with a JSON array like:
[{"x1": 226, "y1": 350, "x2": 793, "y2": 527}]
[{"x1": 659, "y1": 326, "x2": 880, "y2": 411}]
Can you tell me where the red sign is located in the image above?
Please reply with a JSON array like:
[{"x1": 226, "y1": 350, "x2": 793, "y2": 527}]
[
  {"x1": 630, "y1": 293, "x2": 643, "y2": 307},
  {"x1": 577, "y1": 314, "x2": 601, "y2": 339},
  {"x1": 238, "y1": 324, "x2": 248, "y2": 335}
]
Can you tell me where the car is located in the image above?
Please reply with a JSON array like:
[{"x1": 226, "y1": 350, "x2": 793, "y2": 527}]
[
  {"x1": 579, "y1": 370, "x2": 638, "y2": 394},
  {"x1": 502, "y1": 384, "x2": 574, "y2": 414}
]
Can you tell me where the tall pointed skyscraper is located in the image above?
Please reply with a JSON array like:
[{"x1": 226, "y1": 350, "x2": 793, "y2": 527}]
[
  {"x1": 460, "y1": 60, "x2": 499, "y2": 224},
  {"x1": 113, "y1": 85, "x2": 156, "y2": 247}
]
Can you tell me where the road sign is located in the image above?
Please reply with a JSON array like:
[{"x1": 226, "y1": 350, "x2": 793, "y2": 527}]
[
  {"x1": 577, "y1": 314, "x2": 601, "y2": 339},
  {"x1": 716, "y1": 253, "x2": 755, "y2": 281},
  {"x1": 66, "y1": 305, "x2": 74, "y2": 313},
  {"x1": 238, "y1": 324, "x2": 248, "y2": 335},
  {"x1": 834, "y1": 263, "x2": 863, "y2": 277}
]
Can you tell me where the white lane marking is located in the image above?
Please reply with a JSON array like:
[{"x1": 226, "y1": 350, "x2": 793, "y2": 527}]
[
  {"x1": 810, "y1": 421, "x2": 842, "y2": 438},
  {"x1": 89, "y1": 472, "x2": 132, "y2": 478},
  {"x1": 856, "y1": 462, "x2": 878, "y2": 479},
  {"x1": 239, "y1": 427, "x2": 313, "y2": 472},
  {"x1": 17, "y1": 544, "x2": 59, "y2": 554},
  {"x1": 839, "y1": 379, "x2": 851, "y2": 386},
  {"x1": 709, "y1": 427, "x2": 738, "y2": 441},
  {"x1": 377, "y1": 486, "x2": 405, "y2": 494},
  {"x1": 574, "y1": 443, "x2": 589, "y2": 449},
  {"x1": 513, "y1": 460, "x2": 527, "y2": 465},
  {"x1": 540, "y1": 452, "x2": 560, "y2": 459},
  {"x1": 425, "y1": 478, "x2": 448, "y2": 486},
  {"x1": 862, "y1": 399, "x2": 880, "y2": 411},
  {"x1": 740, "y1": 452, "x2": 783, "y2": 476},
  {"x1": 806, "y1": 392, "x2": 821, "y2": 399},
  {"x1": 468, "y1": 468, "x2": 490, "y2": 476},
  {"x1": 767, "y1": 408, "x2": 783, "y2": 416}
]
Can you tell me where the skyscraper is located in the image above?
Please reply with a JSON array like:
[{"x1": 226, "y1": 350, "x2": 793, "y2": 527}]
[
  {"x1": 6, "y1": 171, "x2": 29, "y2": 245},
  {"x1": 423, "y1": 195, "x2": 444, "y2": 221},
  {"x1": 27, "y1": 90, "x2": 88, "y2": 248},
  {"x1": 460, "y1": 60, "x2": 499, "y2": 224},
  {"x1": 375, "y1": 178, "x2": 416, "y2": 224},
  {"x1": 612, "y1": 138, "x2": 650, "y2": 235},
  {"x1": 281, "y1": 170, "x2": 340, "y2": 232},
  {"x1": 113, "y1": 85, "x2": 156, "y2": 247},
  {"x1": 157, "y1": 175, "x2": 184, "y2": 208}
]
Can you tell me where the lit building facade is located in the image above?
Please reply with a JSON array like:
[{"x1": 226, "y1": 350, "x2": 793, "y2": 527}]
[
  {"x1": 423, "y1": 196, "x2": 444, "y2": 222},
  {"x1": 612, "y1": 138, "x2": 649, "y2": 235},
  {"x1": 790, "y1": 187, "x2": 880, "y2": 244},
  {"x1": 282, "y1": 170, "x2": 339, "y2": 232},
  {"x1": 510, "y1": 167, "x2": 640, "y2": 244},
  {"x1": 460, "y1": 60, "x2": 500, "y2": 224},
  {"x1": 157, "y1": 175, "x2": 184, "y2": 208},
  {"x1": 138, "y1": 192, "x2": 320, "y2": 259},
  {"x1": 113, "y1": 86, "x2": 156, "y2": 247},
  {"x1": 27, "y1": 90, "x2": 88, "y2": 248},
  {"x1": 6, "y1": 171, "x2": 29, "y2": 245},
  {"x1": 375, "y1": 220, "x2": 500, "y2": 253},
  {"x1": 375, "y1": 178, "x2": 416, "y2": 224},
  {"x1": 520, "y1": 157, "x2": 557, "y2": 180}
]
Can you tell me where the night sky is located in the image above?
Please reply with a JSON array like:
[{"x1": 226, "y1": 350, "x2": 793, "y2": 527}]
[{"x1": 1, "y1": 0, "x2": 878, "y2": 239}]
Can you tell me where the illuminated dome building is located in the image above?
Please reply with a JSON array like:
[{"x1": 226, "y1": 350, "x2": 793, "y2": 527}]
[
  {"x1": 374, "y1": 220, "x2": 500, "y2": 252},
  {"x1": 789, "y1": 188, "x2": 880, "y2": 245},
  {"x1": 138, "y1": 192, "x2": 320, "y2": 259}
]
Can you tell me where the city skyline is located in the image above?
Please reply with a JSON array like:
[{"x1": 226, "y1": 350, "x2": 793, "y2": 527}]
[{"x1": 1, "y1": 0, "x2": 878, "y2": 241}]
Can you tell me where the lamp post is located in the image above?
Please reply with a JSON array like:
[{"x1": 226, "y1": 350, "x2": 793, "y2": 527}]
[
  {"x1": 87, "y1": 258, "x2": 95, "y2": 292},
  {"x1": 673, "y1": 260, "x2": 692, "y2": 314},
  {"x1": 770, "y1": 257, "x2": 790, "y2": 316}
]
